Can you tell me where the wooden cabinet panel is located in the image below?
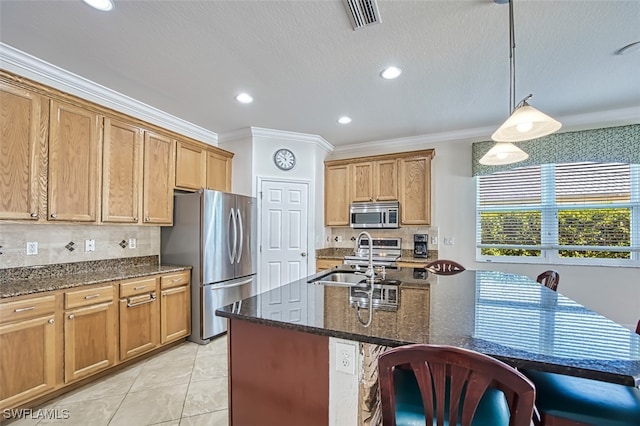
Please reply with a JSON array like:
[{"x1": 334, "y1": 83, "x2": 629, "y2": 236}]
[
  {"x1": 0, "y1": 295, "x2": 55, "y2": 324},
  {"x1": 48, "y1": 100, "x2": 100, "y2": 222},
  {"x1": 102, "y1": 118, "x2": 142, "y2": 223},
  {"x1": 64, "y1": 285, "x2": 113, "y2": 310},
  {"x1": 0, "y1": 313, "x2": 57, "y2": 410},
  {"x1": 398, "y1": 155, "x2": 432, "y2": 225},
  {"x1": 119, "y1": 289, "x2": 159, "y2": 360},
  {"x1": 120, "y1": 276, "x2": 158, "y2": 298},
  {"x1": 0, "y1": 82, "x2": 48, "y2": 221},
  {"x1": 316, "y1": 258, "x2": 343, "y2": 272},
  {"x1": 64, "y1": 301, "x2": 116, "y2": 383},
  {"x1": 160, "y1": 284, "x2": 190, "y2": 344},
  {"x1": 374, "y1": 159, "x2": 398, "y2": 201},
  {"x1": 324, "y1": 164, "x2": 350, "y2": 226},
  {"x1": 160, "y1": 270, "x2": 190, "y2": 289},
  {"x1": 206, "y1": 149, "x2": 231, "y2": 192},
  {"x1": 351, "y1": 162, "x2": 374, "y2": 202},
  {"x1": 142, "y1": 131, "x2": 174, "y2": 225},
  {"x1": 175, "y1": 140, "x2": 206, "y2": 191}
]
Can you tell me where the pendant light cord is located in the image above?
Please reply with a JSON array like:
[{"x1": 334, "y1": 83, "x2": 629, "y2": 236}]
[{"x1": 509, "y1": 0, "x2": 516, "y2": 115}]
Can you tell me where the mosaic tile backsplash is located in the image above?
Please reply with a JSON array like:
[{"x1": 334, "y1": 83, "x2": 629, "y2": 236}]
[{"x1": 0, "y1": 224, "x2": 160, "y2": 269}]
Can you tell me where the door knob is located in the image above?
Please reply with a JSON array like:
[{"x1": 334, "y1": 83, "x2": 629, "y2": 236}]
[{"x1": 301, "y1": 252, "x2": 307, "y2": 257}]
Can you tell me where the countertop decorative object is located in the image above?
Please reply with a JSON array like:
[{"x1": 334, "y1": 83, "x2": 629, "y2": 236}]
[
  {"x1": 217, "y1": 267, "x2": 640, "y2": 387},
  {"x1": 0, "y1": 256, "x2": 191, "y2": 298}
]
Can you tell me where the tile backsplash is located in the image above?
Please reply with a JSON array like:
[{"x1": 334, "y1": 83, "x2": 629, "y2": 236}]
[
  {"x1": 0, "y1": 224, "x2": 160, "y2": 269},
  {"x1": 327, "y1": 226, "x2": 438, "y2": 251}
]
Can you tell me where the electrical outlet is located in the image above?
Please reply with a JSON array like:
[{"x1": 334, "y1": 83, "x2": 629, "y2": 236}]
[
  {"x1": 337, "y1": 235, "x2": 343, "y2": 243},
  {"x1": 430, "y1": 236, "x2": 438, "y2": 245},
  {"x1": 128, "y1": 238, "x2": 137, "y2": 249},
  {"x1": 444, "y1": 237, "x2": 454, "y2": 246},
  {"x1": 335, "y1": 341, "x2": 356, "y2": 375},
  {"x1": 85, "y1": 239, "x2": 95, "y2": 252},
  {"x1": 26, "y1": 241, "x2": 38, "y2": 255}
]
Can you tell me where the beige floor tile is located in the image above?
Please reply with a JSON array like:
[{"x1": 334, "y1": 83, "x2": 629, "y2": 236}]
[
  {"x1": 144, "y1": 343, "x2": 199, "y2": 367},
  {"x1": 190, "y1": 354, "x2": 228, "y2": 383},
  {"x1": 179, "y1": 410, "x2": 228, "y2": 426},
  {"x1": 129, "y1": 357, "x2": 194, "y2": 392},
  {"x1": 196, "y1": 336, "x2": 227, "y2": 357},
  {"x1": 108, "y1": 383, "x2": 188, "y2": 426},
  {"x1": 55, "y1": 363, "x2": 143, "y2": 405},
  {"x1": 39, "y1": 394, "x2": 125, "y2": 425},
  {"x1": 181, "y1": 377, "x2": 228, "y2": 418}
]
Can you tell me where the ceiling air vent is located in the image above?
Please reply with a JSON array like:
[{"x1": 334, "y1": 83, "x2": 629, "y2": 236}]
[{"x1": 342, "y1": 0, "x2": 381, "y2": 30}]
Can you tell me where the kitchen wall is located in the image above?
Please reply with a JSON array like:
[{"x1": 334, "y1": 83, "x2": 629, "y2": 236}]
[{"x1": 0, "y1": 224, "x2": 160, "y2": 269}]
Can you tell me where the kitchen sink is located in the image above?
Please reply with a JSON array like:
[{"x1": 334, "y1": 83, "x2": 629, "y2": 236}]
[{"x1": 308, "y1": 270, "x2": 400, "y2": 287}]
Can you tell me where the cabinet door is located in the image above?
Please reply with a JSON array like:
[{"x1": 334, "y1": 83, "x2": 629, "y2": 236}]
[
  {"x1": 398, "y1": 155, "x2": 432, "y2": 225},
  {"x1": 160, "y1": 285, "x2": 190, "y2": 344},
  {"x1": 206, "y1": 149, "x2": 232, "y2": 192},
  {"x1": 316, "y1": 259, "x2": 343, "y2": 272},
  {"x1": 119, "y1": 293, "x2": 159, "y2": 360},
  {"x1": 0, "y1": 82, "x2": 48, "y2": 221},
  {"x1": 374, "y1": 159, "x2": 398, "y2": 201},
  {"x1": 142, "y1": 131, "x2": 174, "y2": 225},
  {"x1": 48, "y1": 100, "x2": 100, "y2": 222},
  {"x1": 324, "y1": 164, "x2": 350, "y2": 226},
  {"x1": 351, "y1": 162, "x2": 373, "y2": 202},
  {"x1": 175, "y1": 140, "x2": 206, "y2": 191},
  {"x1": 102, "y1": 118, "x2": 142, "y2": 223},
  {"x1": 0, "y1": 315, "x2": 57, "y2": 410},
  {"x1": 64, "y1": 302, "x2": 116, "y2": 383}
]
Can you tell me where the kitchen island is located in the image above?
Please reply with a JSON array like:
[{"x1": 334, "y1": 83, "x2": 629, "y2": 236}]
[{"x1": 216, "y1": 267, "x2": 640, "y2": 425}]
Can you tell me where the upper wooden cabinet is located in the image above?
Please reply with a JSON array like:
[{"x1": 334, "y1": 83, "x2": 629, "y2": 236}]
[
  {"x1": 102, "y1": 118, "x2": 142, "y2": 223},
  {"x1": 174, "y1": 140, "x2": 233, "y2": 192},
  {"x1": 325, "y1": 149, "x2": 434, "y2": 226},
  {"x1": 0, "y1": 82, "x2": 48, "y2": 220},
  {"x1": 48, "y1": 100, "x2": 101, "y2": 222},
  {"x1": 324, "y1": 164, "x2": 350, "y2": 226},
  {"x1": 143, "y1": 132, "x2": 174, "y2": 225}
]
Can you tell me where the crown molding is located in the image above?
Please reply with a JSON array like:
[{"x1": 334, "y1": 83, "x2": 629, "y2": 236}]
[
  {"x1": 219, "y1": 126, "x2": 334, "y2": 152},
  {"x1": 0, "y1": 42, "x2": 218, "y2": 145}
]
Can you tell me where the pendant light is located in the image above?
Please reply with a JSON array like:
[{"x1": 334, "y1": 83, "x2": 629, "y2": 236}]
[{"x1": 480, "y1": 0, "x2": 561, "y2": 166}]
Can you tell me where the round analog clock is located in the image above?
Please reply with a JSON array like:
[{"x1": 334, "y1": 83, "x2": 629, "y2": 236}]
[{"x1": 273, "y1": 148, "x2": 296, "y2": 171}]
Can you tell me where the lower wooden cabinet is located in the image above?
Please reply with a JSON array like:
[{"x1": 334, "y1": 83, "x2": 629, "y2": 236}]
[
  {"x1": 0, "y1": 269, "x2": 191, "y2": 411},
  {"x1": 119, "y1": 276, "x2": 160, "y2": 361},
  {"x1": 0, "y1": 295, "x2": 58, "y2": 411},
  {"x1": 316, "y1": 258, "x2": 344, "y2": 272},
  {"x1": 64, "y1": 285, "x2": 117, "y2": 383}
]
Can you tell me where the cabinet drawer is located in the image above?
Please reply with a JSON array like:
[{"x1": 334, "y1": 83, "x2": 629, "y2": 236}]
[
  {"x1": 160, "y1": 271, "x2": 190, "y2": 290},
  {"x1": 120, "y1": 276, "x2": 158, "y2": 298},
  {"x1": 65, "y1": 285, "x2": 114, "y2": 310},
  {"x1": 0, "y1": 295, "x2": 56, "y2": 324}
]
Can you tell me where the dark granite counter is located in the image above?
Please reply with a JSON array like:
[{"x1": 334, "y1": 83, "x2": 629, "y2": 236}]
[
  {"x1": 217, "y1": 267, "x2": 640, "y2": 387},
  {"x1": 315, "y1": 247, "x2": 437, "y2": 264},
  {"x1": 0, "y1": 256, "x2": 192, "y2": 298}
]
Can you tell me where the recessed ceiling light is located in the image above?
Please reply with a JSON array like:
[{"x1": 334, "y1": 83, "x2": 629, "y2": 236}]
[
  {"x1": 616, "y1": 41, "x2": 640, "y2": 55},
  {"x1": 338, "y1": 116, "x2": 352, "y2": 124},
  {"x1": 82, "y1": 0, "x2": 114, "y2": 11},
  {"x1": 380, "y1": 66, "x2": 402, "y2": 80},
  {"x1": 235, "y1": 93, "x2": 254, "y2": 104}
]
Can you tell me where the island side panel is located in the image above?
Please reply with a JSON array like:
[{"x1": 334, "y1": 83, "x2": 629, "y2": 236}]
[{"x1": 228, "y1": 319, "x2": 329, "y2": 426}]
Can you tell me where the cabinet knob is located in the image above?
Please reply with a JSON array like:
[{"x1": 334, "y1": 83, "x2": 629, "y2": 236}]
[
  {"x1": 50, "y1": 213, "x2": 57, "y2": 219},
  {"x1": 68, "y1": 314, "x2": 74, "y2": 320},
  {"x1": 133, "y1": 217, "x2": 138, "y2": 221},
  {"x1": 30, "y1": 212, "x2": 38, "y2": 218},
  {"x1": 48, "y1": 319, "x2": 55, "y2": 324},
  {"x1": 144, "y1": 217, "x2": 150, "y2": 222}
]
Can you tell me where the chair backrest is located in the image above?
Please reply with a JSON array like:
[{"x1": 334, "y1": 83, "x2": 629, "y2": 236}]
[
  {"x1": 636, "y1": 319, "x2": 640, "y2": 335},
  {"x1": 378, "y1": 344, "x2": 535, "y2": 426},
  {"x1": 424, "y1": 259, "x2": 466, "y2": 275},
  {"x1": 536, "y1": 270, "x2": 560, "y2": 291}
]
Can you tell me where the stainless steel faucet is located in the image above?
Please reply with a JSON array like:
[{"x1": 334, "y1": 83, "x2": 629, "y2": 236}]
[{"x1": 355, "y1": 231, "x2": 375, "y2": 282}]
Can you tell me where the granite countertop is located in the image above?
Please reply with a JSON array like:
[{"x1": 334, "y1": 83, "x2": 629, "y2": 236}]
[
  {"x1": 217, "y1": 267, "x2": 640, "y2": 387},
  {"x1": 315, "y1": 247, "x2": 437, "y2": 264},
  {"x1": 0, "y1": 256, "x2": 192, "y2": 298}
]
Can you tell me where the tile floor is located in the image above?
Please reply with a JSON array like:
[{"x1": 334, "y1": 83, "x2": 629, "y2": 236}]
[{"x1": 6, "y1": 335, "x2": 229, "y2": 426}]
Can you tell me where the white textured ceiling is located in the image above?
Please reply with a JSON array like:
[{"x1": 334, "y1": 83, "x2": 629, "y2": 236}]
[{"x1": 1, "y1": 0, "x2": 639, "y2": 148}]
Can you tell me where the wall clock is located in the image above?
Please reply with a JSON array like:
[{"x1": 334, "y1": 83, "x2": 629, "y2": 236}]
[{"x1": 273, "y1": 148, "x2": 296, "y2": 171}]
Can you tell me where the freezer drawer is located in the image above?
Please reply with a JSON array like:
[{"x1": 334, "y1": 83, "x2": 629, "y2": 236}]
[{"x1": 202, "y1": 276, "x2": 256, "y2": 339}]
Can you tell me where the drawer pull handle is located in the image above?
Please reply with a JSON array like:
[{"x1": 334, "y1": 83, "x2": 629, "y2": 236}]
[
  {"x1": 84, "y1": 294, "x2": 100, "y2": 299},
  {"x1": 48, "y1": 319, "x2": 54, "y2": 324},
  {"x1": 14, "y1": 306, "x2": 35, "y2": 313},
  {"x1": 31, "y1": 212, "x2": 38, "y2": 218},
  {"x1": 133, "y1": 286, "x2": 146, "y2": 290},
  {"x1": 50, "y1": 213, "x2": 57, "y2": 218},
  {"x1": 171, "y1": 278, "x2": 182, "y2": 282},
  {"x1": 68, "y1": 314, "x2": 75, "y2": 320},
  {"x1": 127, "y1": 293, "x2": 156, "y2": 308}
]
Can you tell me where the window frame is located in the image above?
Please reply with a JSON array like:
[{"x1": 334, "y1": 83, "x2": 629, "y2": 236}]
[{"x1": 476, "y1": 163, "x2": 640, "y2": 267}]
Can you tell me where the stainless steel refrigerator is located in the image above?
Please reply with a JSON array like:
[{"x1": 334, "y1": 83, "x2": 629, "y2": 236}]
[{"x1": 161, "y1": 189, "x2": 257, "y2": 344}]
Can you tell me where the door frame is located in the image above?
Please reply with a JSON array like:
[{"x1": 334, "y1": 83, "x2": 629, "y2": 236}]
[{"x1": 257, "y1": 176, "x2": 314, "y2": 293}]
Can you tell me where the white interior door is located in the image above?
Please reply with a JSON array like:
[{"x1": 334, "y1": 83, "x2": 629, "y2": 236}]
[{"x1": 259, "y1": 179, "x2": 309, "y2": 321}]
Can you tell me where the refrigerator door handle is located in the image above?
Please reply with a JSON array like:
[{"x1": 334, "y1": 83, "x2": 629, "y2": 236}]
[
  {"x1": 228, "y1": 208, "x2": 237, "y2": 264},
  {"x1": 208, "y1": 277, "x2": 253, "y2": 289},
  {"x1": 236, "y1": 208, "x2": 243, "y2": 264}
]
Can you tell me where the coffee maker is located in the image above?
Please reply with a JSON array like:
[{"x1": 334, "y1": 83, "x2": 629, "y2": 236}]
[{"x1": 413, "y1": 234, "x2": 428, "y2": 258}]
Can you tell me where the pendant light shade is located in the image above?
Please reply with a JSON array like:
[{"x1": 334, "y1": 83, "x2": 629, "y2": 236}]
[
  {"x1": 479, "y1": 142, "x2": 529, "y2": 165},
  {"x1": 491, "y1": 98, "x2": 562, "y2": 142}
]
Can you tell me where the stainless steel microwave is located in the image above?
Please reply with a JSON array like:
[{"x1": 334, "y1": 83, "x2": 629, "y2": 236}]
[{"x1": 350, "y1": 201, "x2": 400, "y2": 229}]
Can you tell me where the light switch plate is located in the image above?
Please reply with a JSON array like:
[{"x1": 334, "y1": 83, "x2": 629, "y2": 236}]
[
  {"x1": 128, "y1": 238, "x2": 137, "y2": 249},
  {"x1": 26, "y1": 241, "x2": 38, "y2": 255}
]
